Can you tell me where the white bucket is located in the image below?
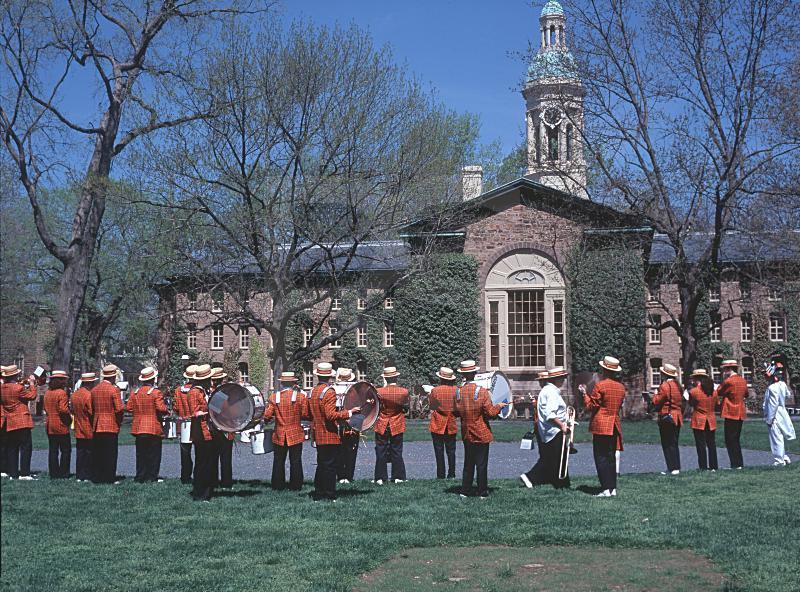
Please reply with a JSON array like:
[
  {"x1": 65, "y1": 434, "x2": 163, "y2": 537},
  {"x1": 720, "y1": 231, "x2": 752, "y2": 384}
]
[
  {"x1": 240, "y1": 429, "x2": 252, "y2": 443},
  {"x1": 180, "y1": 419, "x2": 192, "y2": 444},
  {"x1": 250, "y1": 431, "x2": 265, "y2": 455}
]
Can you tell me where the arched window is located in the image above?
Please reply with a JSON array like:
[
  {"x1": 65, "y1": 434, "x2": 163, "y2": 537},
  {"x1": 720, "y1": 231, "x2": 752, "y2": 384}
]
[
  {"x1": 547, "y1": 125, "x2": 559, "y2": 160},
  {"x1": 566, "y1": 123, "x2": 573, "y2": 161},
  {"x1": 550, "y1": 25, "x2": 556, "y2": 46}
]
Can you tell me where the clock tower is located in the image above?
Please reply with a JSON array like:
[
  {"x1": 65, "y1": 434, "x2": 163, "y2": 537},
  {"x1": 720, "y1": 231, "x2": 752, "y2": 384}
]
[{"x1": 523, "y1": 0, "x2": 587, "y2": 197}]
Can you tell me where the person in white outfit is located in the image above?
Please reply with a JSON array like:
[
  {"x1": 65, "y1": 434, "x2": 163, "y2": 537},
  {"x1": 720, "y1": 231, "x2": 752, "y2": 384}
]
[{"x1": 762, "y1": 361, "x2": 796, "y2": 466}]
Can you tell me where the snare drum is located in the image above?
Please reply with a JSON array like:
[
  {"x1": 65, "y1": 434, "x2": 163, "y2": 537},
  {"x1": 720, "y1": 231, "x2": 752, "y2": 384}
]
[
  {"x1": 473, "y1": 371, "x2": 513, "y2": 419},
  {"x1": 180, "y1": 419, "x2": 192, "y2": 444},
  {"x1": 332, "y1": 381, "x2": 380, "y2": 432},
  {"x1": 208, "y1": 383, "x2": 266, "y2": 432},
  {"x1": 162, "y1": 417, "x2": 178, "y2": 439},
  {"x1": 249, "y1": 426, "x2": 274, "y2": 455}
]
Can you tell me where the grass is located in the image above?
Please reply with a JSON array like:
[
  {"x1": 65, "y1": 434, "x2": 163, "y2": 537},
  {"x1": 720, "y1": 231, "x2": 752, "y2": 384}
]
[{"x1": 2, "y1": 465, "x2": 799, "y2": 591}]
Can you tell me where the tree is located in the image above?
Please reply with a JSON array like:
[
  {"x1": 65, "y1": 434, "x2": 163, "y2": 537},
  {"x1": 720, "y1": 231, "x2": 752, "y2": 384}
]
[
  {"x1": 1, "y1": 0, "x2": 265, "y2": 369},
  {"x1": 556, "y1": 0, "x2": 800, "y2": 376}
]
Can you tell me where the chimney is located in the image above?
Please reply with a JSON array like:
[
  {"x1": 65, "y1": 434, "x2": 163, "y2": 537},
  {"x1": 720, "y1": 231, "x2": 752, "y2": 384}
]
[{"x1": 461, "y1": 165, "x2": 483, "y2": 200}]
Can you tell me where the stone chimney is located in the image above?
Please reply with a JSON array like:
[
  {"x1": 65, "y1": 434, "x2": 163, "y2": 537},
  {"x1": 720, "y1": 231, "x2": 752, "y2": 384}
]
[{"x1": 461, "y1": 165, "x2": 483, "y2": 200}]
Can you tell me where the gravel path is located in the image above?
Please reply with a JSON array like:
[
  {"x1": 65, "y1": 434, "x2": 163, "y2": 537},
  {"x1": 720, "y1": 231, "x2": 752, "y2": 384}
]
[{"x1": 29, "y1": 438, "x2": 795, "y2": 481}]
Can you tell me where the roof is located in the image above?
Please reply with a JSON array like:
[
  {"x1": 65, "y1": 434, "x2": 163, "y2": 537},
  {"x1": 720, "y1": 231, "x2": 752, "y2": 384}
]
[
  {"x1": 648, "y1": 231, "x2": 800, "y2": 265},
  {"x1": 541, "y1": 0, "x2": 564, "y2": 16},
  {"x1": 528, "y1": 49, "x2": 579, "y2": 80}
]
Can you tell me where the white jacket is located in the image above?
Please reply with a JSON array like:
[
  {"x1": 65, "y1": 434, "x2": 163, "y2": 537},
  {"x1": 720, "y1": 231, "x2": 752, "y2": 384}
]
[{"x1": 763, "y1": 381, "x2": 797, "y2": 440}]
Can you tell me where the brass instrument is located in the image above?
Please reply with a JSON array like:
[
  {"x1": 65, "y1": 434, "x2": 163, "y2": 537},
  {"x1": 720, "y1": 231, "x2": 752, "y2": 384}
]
[{"x1": 559, "y1": 406, "x2": 576, "y2": 480}]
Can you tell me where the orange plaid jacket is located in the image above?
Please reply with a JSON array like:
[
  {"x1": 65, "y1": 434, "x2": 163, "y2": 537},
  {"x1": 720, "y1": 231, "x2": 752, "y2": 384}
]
[
  {"x1": 91, "y1": 380, "x2": 124, "y2": 433},
  {"x1": 263, "y1": 388, "x2": 309, "y2": 446},
  {"x1": 71, "y1": 387, "x2": 94, "y2": 439},
  {"x1": 652, "y1": 379, "x2": 684, "y2": 427},
  {"x1": 454, "y1": 383, "x2": 502, "y2": 444},
  {"x1": 1, "y1": 381, "x2": 37, "y2": 432},
  {"x1": 308, "y1": 383, "x2": 350, "y2": 445},
  {"x1": 375, "y1": 384, "x2": 409, "y2": 436},
  {"x1": 127, "y1": 386, "x2": 168, "y2": 437},
  {"x1": 718, "y1": 373, "x2": 748, "y2": 421},
  {"x1": 173, "y1": 384, "x2": 192, "y2": 418},
  {"x1": 44, "y1": 388, "x2": 71, "y2": 436},
  {"x1": 688, "y1": 386, "x2": 717, "y2": 430},
  {"x1": 428, "y1": 385, "x2": 458, "y2": 435},
  {"x1": 188, "y1": 386, "x2": 212, "y2": 441},
  {"x1": 584, "y1": 378, "x2": 625, "y2": 439}
]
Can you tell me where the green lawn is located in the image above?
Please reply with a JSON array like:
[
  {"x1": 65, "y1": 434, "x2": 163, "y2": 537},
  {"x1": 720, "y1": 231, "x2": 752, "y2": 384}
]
[{"x1": 2, "y1": 466, "x2": 798, "y2": 591}]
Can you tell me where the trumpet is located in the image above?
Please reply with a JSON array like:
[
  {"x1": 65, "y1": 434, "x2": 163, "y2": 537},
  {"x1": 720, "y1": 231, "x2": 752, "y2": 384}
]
[{"x1": 559, "y1": 406, "x2": 576, "y2": 480}]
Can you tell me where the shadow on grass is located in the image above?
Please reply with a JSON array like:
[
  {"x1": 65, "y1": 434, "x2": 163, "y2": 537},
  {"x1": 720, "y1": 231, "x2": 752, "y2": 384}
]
[
  {"x1": 213, "y1": 489, "x2": 263, "y2": 498},
  {"x1": 575, "y1": 485, "x2": 604, "y2": 496}
]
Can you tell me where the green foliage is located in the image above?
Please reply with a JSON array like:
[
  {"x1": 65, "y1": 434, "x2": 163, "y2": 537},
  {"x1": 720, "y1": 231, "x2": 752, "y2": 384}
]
[
  {"x1": 331, "y1": 291, "x2": 387, "y2": 383},
  {"x1": 393, "y1": 253, "x2": 481, "y2": 386},
  {"x1": 164, "y1": 325, "x2": 191, "y2": 389},
  {"x1": 248, "y1": 337, "x2": 269, "y2": 391},
  {"x1": 566, "y1": 244, "x2": 646, "y2": 377},
  {"x1": 221, "y1": 345, "x2": 241, "y2": 380}
]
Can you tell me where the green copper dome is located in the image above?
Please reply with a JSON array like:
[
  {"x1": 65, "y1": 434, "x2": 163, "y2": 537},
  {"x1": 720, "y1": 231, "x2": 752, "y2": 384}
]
[
  {"x1": 541, "y1": 0, "x2": 565, "y2": 17},
  {"x1": 528, "y1": 49, "x2": 578, "y2": 80}
]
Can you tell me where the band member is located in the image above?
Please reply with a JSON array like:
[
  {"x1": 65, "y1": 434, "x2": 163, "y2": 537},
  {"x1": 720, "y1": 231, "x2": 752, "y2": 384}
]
[
  {"x1": 0, "y1": 366, "x2": 6, "y2": 478},
  {"x1": 210, "y1": 367, "x2": 234, "y2": 489},
  {"x1": 307, "y1": 362, "x2": 359, "y2": 501},
  {"x1": 174, "y1": 364, "x2": 196, "y2": 484},
  {"x1": 688, "y1": 369, "x2": 718, "y2": 471},
  {"x1": 44, "y1": 370, "x2": 72, "y2": 478},
  {"x1": 1, "y1": 365, "x2": 38, "y2": 480},
  {"x1": 374, "y1": 366, "x2": 409, "y2": 485},
  {"x1": 453, "y1": 360, "x2": 507, "y2": 498},
  {"x1": 263, "y1": 372, "x2": 308, "y2": 490},
  {"x1": 91, "y1": 364, "x2": 124, "y2": 484},
  {"x1": 717, "y1": 359, "x2": 748, "y2": 469},
  {"x1": 652, "y1": 363, "x2": 683, "y2": 475},
  {"x1": 520, "y1": 366, "x2": 571, "y2": 489},
  {"x1": 72, "y1": 373, "x2": 96, "y2": 482},
  {"x1": 763, "y1": 361, "x2": 796, "y2": 466},
  {"x1": 335, "y1": 367, "x2": 359, "y2": 484},
  {"x1": 189, "y1": 364, "x2": 215, "y2": 501},
  {"x1": 580, "y1": 356, "x2": 625, "y2": 497},
  {"x1": 428, "y1": 367, "x2": 458, "y2": 479},
  {"x1": 127, "y1": 367, "x2": 168, "y2": 483}
]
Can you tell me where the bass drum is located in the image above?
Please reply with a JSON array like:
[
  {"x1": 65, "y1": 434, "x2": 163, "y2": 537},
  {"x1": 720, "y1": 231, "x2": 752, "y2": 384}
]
[
  {"x1": 473, "y1": 371, "x2": 513, "y2": 419},
  {"x1": 332, "y1": 381, "x2": 380, "y2": 432},
  {"x1": 208, "y1": 383, "x2": 266, "y2": 433}
]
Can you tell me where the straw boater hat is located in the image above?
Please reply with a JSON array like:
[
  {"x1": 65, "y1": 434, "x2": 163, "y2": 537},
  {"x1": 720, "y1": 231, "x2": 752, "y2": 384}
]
[
  {"x1": 382, "y1": 366, "x2": 400, "y2": 379},
  {"x1": 436, "y1": 366, "x2": 456, "y2": 381},
  {"x1": 545, "y1": 366, "x2": 568, "y2": 379},
  {"x1": 659, "y1": 363, "x2": 679, "y2": 378},
  {"x1": 1, "y1": 364, "x2": 22, "y2": 378},
  {"x1": 183, "y1": 364, "x2": 198, "y2": 379},
  {"x1": 720, "y1": 360, "x2": 739, "y2": 369},
  {"x1": 211, "y1": 367, "x2": 227, "y2": 380},
  {"x1": 193, "y1": 364, "x2": 213, "y2": 381},
  {"x1": 457, "y1": 360, "x2": 479, "y2": 374},
  {"x1": 139, "y1": 367, "x2": 157, "y2": 382},
  {"x1": 599, "y1": 356, "x2": 622, "y2": 372},
  {"x1": 50, "y1": 370, "x2": 69, "y2": 380},
  {"x1": 690, "y1": 368, "x2": 709, "y2": 378},
  {"x1": 315, "y1": 362, "x2": 334, "y2": 377},
  {"x1": 279, "y1": 371, "x2": 298, "y2": 383},
  {"x1": 537, "y1": 370, "x2": 550, "y2": 381},
  {"x1": 101, "y1": 364, "x2": 119, "y2": 379},
  {"x1": 80, "y1": 372, "x2": 98, "y2": 382},
  {"x1": 336, "y1": 367, "x2": 354, "y2": 382}
]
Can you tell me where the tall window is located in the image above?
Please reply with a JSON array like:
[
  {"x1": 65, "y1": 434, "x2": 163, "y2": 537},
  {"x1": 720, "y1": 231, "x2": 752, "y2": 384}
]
[
  {"x1": 187, "y1": 324, "x2": 197, "y2": 349},
  {"x1": 239, "y1": 326, "x2": 250, "y2": 350},
  {"x1": 356, "y1": 361, "x2": 367, "y2": 382},
  {"x1": 383, "y1": 321, "x2": 395, "y2": 347},
  {"x1": 546, "y1": 126, "x2": 558, "y2": 160},
  {"x1": 709, "y1": 314, "x2": 721, "y2": 343},
  {"x1": 565, "y1": 123, "x2": 573, "y2": 161},
  {"x1": 489, "y1": 301, "x2": 500, "y2": 368},
  {"x1": 303, "y1": 362, "x2": 314, "y2": 390},
  {"x1": 331, "y1": 296, "x2": 341, "y2": 311},
  {"x1": 769, "y1": 314, "x2": 785, "y2": 342},
  {"x1": 739, "y1": 280, "x2": 751, "y2": 300},
  {"x1": 238, "y1": 362, "x2": 249, "y2": 384},
  {"x1": 357, "y1": 296, "x2": 367, "y2": 310},
  {"x1": 211, "y1": 325, "x2": 224, "y2": 350},
  {"x1": 647, "y1": 283, "x2": 660, "y2": 303},
  {"x1": 239, "y1": 292, "x2": 250, "y2": 312},
  {"x1": 534, "y1": 123, "x2": 541, "y2": 164},
  {"x1": 740, "y1": 313, "x2": 752, "y2": 342},
  {"x1": 384, "y1": 297, "x2": 394, "y2": 310},
  {"x1": 303, "y1": 326, "x2": 313, "y2": 348},
  {"x1": 708, "y1": 284, "x2": 720, "y2": 303},
  {"x1": 14, "y1": 353, "x2": 24, "y2": 373},
  {"x1": 553, "y1": 299, "x2": 565, "y2": 366},
  {"x1": 741, "y1": 357, "x2": 754, "y2": 386},
  {"x1": 711, "y1": 365, "x2": 722, "y2": 383},
  {"x1": 650, "y1": 359, "x2": 662, "y2": 388},
  {"x1": 211, "y1": 291, "x2": 224, "y2": 312},
  {"x1": 187, "y1": 291, "x2": 197, "y2": 312},
  {"x1": 357, "y1": 324, "x2": 367, "y2": 348},
  {"x1": 507, "y1": 290, "x2": 546, "y2": 368},
  {"x1": 328, "y1": 321, "x2": 341, "y2": 349},
  {"x1": 648, "y1": 314, "x2": 662, "y2": 344}
]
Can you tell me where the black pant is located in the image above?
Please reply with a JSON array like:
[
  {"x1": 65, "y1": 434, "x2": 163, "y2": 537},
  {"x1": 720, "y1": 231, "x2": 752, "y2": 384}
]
[
  {"x1": 180, "y1": 443, "x2": 193, "y2": 484},
  {"x1": 724, "y1": 419, "x2": 744, "y2": 468},
  {"x1": 76, "y1": 438, "x2": 93, "y2": 481},
  {"x1": 5, "y1": 428, "x2": 33, "y2": 478},
  {"x1": 48, "y1": 433, "x2": 71, "y2": 478},
  {"x1": 593, "y1": 434, "x2": 617, "y2": 491},
  {"x1": 337, "y1": 433, "x2": 359, "y2": 481},
  {"x1": 431, "y1": 433, "x2": 456, "y2": 479},
  {"x1": 693, "y1": 428, "x2": 718, "y2": 470},
  {"x1": 192, "y1": 438, "x2": 216, "y2": 501},
  {"x1": 134, "y1": 435, "x2": 162, "y2": 482},
  {"x1": 272, "y1": 443, "x2": 304, "y2": 490},
  {"x1": 525, "y1": 431, "x2": 570, "y2": 488},
  {"x1": 462, "y1": 441, "x2": 490, "y2": 496},
  {"x1": 313, "y1": 444, "x2": 339, "y2": 500},
  {"x1": 0, "y1": 426, "x2": 7, "y2": 474},
  {"x1": 374, "y1": 429, "x2": 406, "y2": 482},
  {"x1": 659, "y1": 420, "x2": 681, "y2": 472},
  {"x1": 92, "y1": 432, "x2": 119, "y2": 483},
  {"x1": 217, "y1": 436, "x2": 233, "y2": 488}
]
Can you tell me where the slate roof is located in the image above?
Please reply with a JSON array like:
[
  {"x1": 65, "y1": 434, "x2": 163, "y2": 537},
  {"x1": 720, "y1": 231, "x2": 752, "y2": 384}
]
[{"x1": 649, "y1": 231, "x2": 800, "y2": 265}]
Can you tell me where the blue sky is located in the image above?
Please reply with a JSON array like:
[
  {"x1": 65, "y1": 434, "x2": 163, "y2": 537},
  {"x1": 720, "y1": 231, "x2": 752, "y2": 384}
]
[{"x1": 278, "y1": 0, "x2": 538, "y2": 155}]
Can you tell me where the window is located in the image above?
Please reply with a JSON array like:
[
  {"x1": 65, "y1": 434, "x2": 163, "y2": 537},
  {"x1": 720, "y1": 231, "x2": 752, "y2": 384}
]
[
  {"x1": 650, "y1": 366, "x2": 662, "y2": 388},
  {"x1": 238, "y1": 362, "x2": 249, "y2": 384},
  {"x1": 187, "y1": 291, "x2": 197, "y2": 312},
  {"x1": 211, "y1": 324, "x2": 224, "y2": 350},
  {"x1": 553, "y1": 299, "x2": 565, "y2": 367},
  {"x1": 647, "y1": 283, "x2": 660, "y2": 303},
  {"x1": 239, "y1": 326, "x2": 250, "y2": 350},
  {"x1": 14, "y1": 353, "x2": 24, "y2": 373},
  {"x1": 357, "y1": 297, "x2": 367, "y2": 310},
  {"x1": 489, "y1": 301, "x2": 500, "y2": 368},
  {"x1": 357, "y1": 324, "x2": 367, "y2": 348},
  {"x1": 708, "y1": 284, "x2": 720, "y2": 303},
  {"x1": 383, "y1": 321, "x2": 395, "y2": 347},
  {"x1": 303, "y1": 362, "x2": 314, "y2": 390},
  {"x1": 546, "y1": 126, "x2": 558, "y2": 161},
  {"x1": 356, "y1": 361, "x2": 367, "y2": 382},
  {"x1": 741, "y1": 357, "x2": 754, "y2": 386},
  {"x1": 328, "y1": 321, "x2": 341, "y2": 349},
  {"x1": 384, "y1": 297, "x2": 394, "y2": 310},
  {"x1": 303, "y1": 326, "x2": 313, "y2": 348},
  {"x1": 739, "y1": 280, "x2": 751, "y2": 300},
  {"x1": 187, "y1": 324, "x2": 197, "y2": 349},
  {"x1": 709, "y1": 314, "x2": 721, "y2": 343},
  {"x1": 507, "y1": 290, "x2": 546, "y2": 368},
  {"x1": 769, "y1": 314, "x2": 785, "y2": 342},
  {"x1": 648, "y1": 314, "x2": 662, "y2": 344},
  {"x1": 768, "y1": 287, "x2": 783, "y2": 302},
  {"x1": 740, "y1": 313, "x2": 752, "y2": 342},
  {"x1": 239, "y1": 292, "x2": 250, "y2": 312},
  {"x1": 711, "y1": 365, "x2": 722, "y2": 384},
  {"x1": 331, "y1": 296, "x2": 341, "y2": 311},
  {"x1": 534, "y1": 123, "x2": 541, "y2": 164},
  {"x1": 211, "y1": 291, "x2": 224, "y2": 312}
]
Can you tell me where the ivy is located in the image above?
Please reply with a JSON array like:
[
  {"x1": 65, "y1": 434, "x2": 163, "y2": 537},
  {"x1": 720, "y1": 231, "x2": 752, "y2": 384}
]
[
  {"x1": 695, "y1": 297, "x2": 733, "y2": 371},
  {"x1": 248, "y1": 337, "x2": 269, "y2": 391}
]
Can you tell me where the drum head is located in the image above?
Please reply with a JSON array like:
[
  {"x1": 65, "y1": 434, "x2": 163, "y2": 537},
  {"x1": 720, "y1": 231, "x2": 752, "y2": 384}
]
[
  {"x1": 343, "y1": 382, "x2": 380, "y2": 432},
  {"x1": 482, "y1": 371, "x2": 513, "y2": 419},
  {"x1": 208, "y1": 383, "x2": 256, "y2": 432}
]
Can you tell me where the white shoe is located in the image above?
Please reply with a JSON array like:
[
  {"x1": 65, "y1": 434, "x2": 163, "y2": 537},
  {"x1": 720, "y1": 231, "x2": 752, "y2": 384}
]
[
  {"x1": 374, "y1": 479, "x2": 384, "y2": 486},
  {"x1": 113, "y1": 480, "x2": 122, "y2": 485},
  {"x1": 338, "y1": 479, "x2": 350, "y2": 484},
  {"x1": 784, "y1": 456, "x2": 791, "y2": 465},
  {"x1": 393, "y1": 479, "x2": 405, "y2": 484},
  {"x1": 18, "y1": 475, "x2": 35, "y2": 481},
  {"x1": 773, "y1": 461, "x2": 786, "y2": 466},
  {"x1": 670, "y1": 470, "x2": 680, "y2": 476},
  {"x1": 660, "y1": 471, "x2": 667, "y2": 475},
  {"x1": 157, "y1": 479, "x2": 165, "y2": 483},
  {"x1": 595, "y1": 489, "x2": 612, "y2": 497},
  {"x1": 0, "y1": 472, "x2": 8, "y2": 478},
  {"x1": 459, "y1": 493, "x2": 469, "y2": 499},
  {"x1": 710, "y1": 469, "x2": 716, "y2": 473},
  {"x1": 611, "y1": 489, "x2": 617, "y2": 496},
  {"x1": 519, "y1": 474, "x2": 533, "y2": 489}
]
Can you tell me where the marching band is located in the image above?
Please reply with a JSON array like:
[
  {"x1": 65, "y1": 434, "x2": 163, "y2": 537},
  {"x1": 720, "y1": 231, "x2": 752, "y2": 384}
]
[{"x1": 0, "y1": 354, "x2": 796, "y2": 502}]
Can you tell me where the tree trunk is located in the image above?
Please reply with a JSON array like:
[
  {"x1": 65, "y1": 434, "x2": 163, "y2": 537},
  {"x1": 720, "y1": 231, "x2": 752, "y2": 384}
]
[
  {"x1": 155, "y1": 288, "x2": 176, "y2": 382},
  {"x1": 50, "y1": 245, "x2": 95, "y2": 370},
  {"x1": 677, "y1": 282, "x2": 701, "y2": 382}
]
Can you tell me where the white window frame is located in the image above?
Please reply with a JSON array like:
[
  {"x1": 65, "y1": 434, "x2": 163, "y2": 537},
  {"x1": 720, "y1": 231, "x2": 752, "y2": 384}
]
[
  {"x1": 708, "y1": 285, "x2": 720, "y2": 303},
  {"x1": 357, "y1": 297, "x2": 367, "y2": 310},
  {"x1": 740, "y1": 314, "x2": 752, "y2": 342},
  {"x1": 239, "y1": 326, "x2": 250, "y2": 350},
  {"x1": 328, "y1": 321, "x2": 341, "y2": 349},
  {"x1": 357, "y1": 324, "x2": 367, "y2": 348},
  {"x1": 709, "y1": 316, "x2": 721, "y2": 343},
  {"x1": 356, "y1": 362, "x2": 367, "y2": 382},
  {"x1": 711, "y1": 366, "x2": 722, "y2": 383},
  {"x1": 303, "y1": 363, "x2": 314, "y2": 390},
  {"x1": 648, "y1": 315, "x2": 662, "y2": 345},
  {"x1": 211, "y1": 292, "x2": 224, "y2": 313},
  {"x1": 187, "y1": 291, "x2": 198, "y2": 313},
  {"x1": 331, "y1": 297, "x2": 342, "y2": 311},
  {"x1": 768, "y1": 287, "x2": 783, "y2": 302},
  {"x1": 769, "y1": 314, "x2": 785, "y2": 342},
  {"x1": 239, "y1": 363, "x2": 249, "y2": 384},
  {"x1": 303, "y1": 326, "x2": 313, "y2": 348},
  {"x1": 211, "y1": 325, "x2": 224, "y2": 350},
  {"x1": 650, "y1": 366, "x2": 662, "y2": 388},
  {"x1": 384, "y1": 297, "x2": 394, "y2": 310},
  {"x1": 187, "y1": 325, "x2": 197, "y2": 350},
  {"x1": 383, "y1": 321, "x2": 394, "y2": 347},
  {"x1": 647, "y1": 284, "x2": 660, "y2": 303},
  {"x1": 741, "y1": 360, "x2": 753, "y2": 386}
]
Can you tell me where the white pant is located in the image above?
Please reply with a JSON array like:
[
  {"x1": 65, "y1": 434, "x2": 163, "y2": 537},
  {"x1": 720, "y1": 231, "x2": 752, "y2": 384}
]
[{"x1": 769, "y1": 422, "x2": 789, "y2": 464}]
